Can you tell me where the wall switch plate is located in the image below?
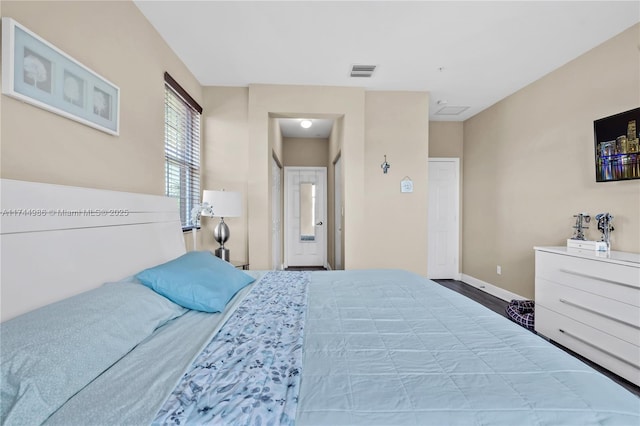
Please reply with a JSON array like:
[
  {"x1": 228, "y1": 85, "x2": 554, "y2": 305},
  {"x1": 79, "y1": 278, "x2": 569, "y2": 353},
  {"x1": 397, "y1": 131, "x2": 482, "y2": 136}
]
[{"x1": 497, "y1": 265, "x2": 502, "y2": 275}]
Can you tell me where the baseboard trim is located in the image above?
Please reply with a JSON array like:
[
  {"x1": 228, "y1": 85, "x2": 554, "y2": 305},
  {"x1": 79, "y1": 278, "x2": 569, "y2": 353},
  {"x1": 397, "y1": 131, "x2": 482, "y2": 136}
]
[{"x1": 460, "y1": 274, "x2": 526, "y2": 302}]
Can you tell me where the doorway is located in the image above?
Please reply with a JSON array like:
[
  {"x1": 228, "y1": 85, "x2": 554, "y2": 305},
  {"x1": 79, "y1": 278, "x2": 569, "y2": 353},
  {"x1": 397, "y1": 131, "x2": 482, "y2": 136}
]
[
  {"x1": 427, "y1": 158, "x2": 460, "y2": 279},
  {"x1": 284, "y1": 167, "x2": 327, "y2": 268},
  {"x1": 334, "y1": 155, "x2": 343, "y2": 270}
]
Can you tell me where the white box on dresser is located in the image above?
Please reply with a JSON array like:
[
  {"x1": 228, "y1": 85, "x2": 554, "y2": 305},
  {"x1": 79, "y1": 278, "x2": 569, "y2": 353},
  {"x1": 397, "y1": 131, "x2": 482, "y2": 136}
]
[{"x1": 534, "y1": 246, "x2": 640, "y2": 386}]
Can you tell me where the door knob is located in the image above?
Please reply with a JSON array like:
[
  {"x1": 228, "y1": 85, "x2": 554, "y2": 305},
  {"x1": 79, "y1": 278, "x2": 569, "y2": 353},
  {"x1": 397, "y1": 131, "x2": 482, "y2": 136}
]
[{"x1": 316, "y1": 221, "x2": 323, "y2": 226}]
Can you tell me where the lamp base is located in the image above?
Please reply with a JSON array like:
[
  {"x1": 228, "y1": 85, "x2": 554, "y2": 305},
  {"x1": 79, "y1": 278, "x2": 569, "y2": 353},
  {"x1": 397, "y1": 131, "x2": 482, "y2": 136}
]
[{"x1": 215, "y1": 247, "x2": 230, "y2": 262}]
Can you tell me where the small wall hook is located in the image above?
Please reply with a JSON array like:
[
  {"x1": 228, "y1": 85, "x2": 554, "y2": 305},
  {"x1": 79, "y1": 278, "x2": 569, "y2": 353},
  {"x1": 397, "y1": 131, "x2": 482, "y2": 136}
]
[{"x1": 381, "y1": 155, "x2": 391, "y2": 174}]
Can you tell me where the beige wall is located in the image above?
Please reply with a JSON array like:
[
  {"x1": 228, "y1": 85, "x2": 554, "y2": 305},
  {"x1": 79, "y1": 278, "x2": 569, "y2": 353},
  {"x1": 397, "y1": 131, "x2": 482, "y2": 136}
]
[
  {"x1": 270, "y1": 117, "x2": 284, "y2": 165},
  {"x1": 1, "y1": 1, "x2": 202, "y2": 196},
  {"x1": 199, "y1": 86, "x2": 249, "y2": 260},
  {"x1": 326, "y1": 120, "x2": 343, "y2": 269},
  {"x1": 463, "y1": 24, "x2": 640, "y2": 299},
  {"x1": 202, "y1": 86, "x2": 431, "y2": 273},
  {"x1": 364, "y1": 91, "x2": 430, "y2": 275},
  {"x1": 269, "y1": 119, "x2": 284, "y2": 269},
  {"x1": 248, "y1": 84, "x2": 366, "y2": 270},
  {"x1": 199, "y1": 87, "x2": 345, "y2": 270},
  {"x1": 429, "y1": 122, "x2": 463, "y2": 158},
  {"x1": 282, "y1": 137, "x2": 329, "y2": 167}
]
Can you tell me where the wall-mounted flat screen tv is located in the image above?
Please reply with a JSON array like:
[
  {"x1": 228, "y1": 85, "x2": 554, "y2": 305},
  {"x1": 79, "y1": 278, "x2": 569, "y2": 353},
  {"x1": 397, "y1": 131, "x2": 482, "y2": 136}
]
[{"x1": 594, "y1": 107, "x2": 640, "y2": 182}]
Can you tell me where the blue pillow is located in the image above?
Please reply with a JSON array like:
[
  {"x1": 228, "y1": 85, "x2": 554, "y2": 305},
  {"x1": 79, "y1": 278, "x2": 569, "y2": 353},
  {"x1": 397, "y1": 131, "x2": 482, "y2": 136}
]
[{"x1": 135, "y1": 251, "x2": 255, "y2": 312}]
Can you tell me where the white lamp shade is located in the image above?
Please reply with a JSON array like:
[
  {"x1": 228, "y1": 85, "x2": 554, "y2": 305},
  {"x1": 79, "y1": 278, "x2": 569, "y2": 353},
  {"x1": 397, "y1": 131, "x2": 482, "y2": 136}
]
[{"x1": 202, "y1": 190, "x2": 242, "y2": 218}]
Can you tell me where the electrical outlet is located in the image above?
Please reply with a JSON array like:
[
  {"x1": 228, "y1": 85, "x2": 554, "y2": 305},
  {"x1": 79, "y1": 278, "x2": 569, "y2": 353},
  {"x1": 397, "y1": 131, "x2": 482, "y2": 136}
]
[{"x1": 497, "y1": 265, "x2": 502, "y2": 275}]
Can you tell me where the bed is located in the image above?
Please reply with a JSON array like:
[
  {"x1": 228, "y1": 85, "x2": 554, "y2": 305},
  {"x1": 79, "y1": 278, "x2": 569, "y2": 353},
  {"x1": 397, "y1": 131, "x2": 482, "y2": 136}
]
[{"x1": 1, "y1": 179, "x2": 639, "y2": 425}]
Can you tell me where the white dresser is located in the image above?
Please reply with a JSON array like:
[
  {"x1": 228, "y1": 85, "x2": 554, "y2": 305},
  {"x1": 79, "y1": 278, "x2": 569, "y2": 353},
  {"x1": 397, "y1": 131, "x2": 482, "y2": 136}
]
[{"x1": 534, "y1": 246, "x2": 640, "y2": 386}]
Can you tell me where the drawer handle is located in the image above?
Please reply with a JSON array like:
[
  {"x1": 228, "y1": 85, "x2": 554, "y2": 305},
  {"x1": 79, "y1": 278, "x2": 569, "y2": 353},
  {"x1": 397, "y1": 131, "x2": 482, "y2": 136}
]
[
  {"x1": 558, "y1": 268, "x2": 637, "y2": 289},
  {"x1": 559, "y1": 298, "x2": 640, "y2": 330},
  {"x1": 558, "y1": 328, "x2": 638, "y2": 368}
]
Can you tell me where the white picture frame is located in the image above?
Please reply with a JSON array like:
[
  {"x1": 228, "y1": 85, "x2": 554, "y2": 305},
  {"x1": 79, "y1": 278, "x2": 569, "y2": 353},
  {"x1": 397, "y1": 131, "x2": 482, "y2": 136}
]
[
  {"x1": 400, "y1": 177, "x2": 414, "y2": 193},
  {"x1": 2, "y1": 17, "x2": 120, "y2": 135}
]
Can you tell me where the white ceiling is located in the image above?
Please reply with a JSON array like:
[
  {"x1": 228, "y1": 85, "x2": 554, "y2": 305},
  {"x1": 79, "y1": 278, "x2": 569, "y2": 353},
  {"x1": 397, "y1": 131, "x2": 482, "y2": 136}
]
[
  {"x1": 278, "y1": 118, "x2": 335, "y2": 138},
  {"x1": 134, "y1": 1, "x2": 640, "y2": 122}
]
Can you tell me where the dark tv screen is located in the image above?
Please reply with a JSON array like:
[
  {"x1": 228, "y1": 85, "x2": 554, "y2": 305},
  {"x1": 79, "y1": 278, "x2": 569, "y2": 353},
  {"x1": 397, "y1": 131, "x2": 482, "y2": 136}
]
[{"x1": 594, "y1": 107, "x2": 640, "y2": 182}]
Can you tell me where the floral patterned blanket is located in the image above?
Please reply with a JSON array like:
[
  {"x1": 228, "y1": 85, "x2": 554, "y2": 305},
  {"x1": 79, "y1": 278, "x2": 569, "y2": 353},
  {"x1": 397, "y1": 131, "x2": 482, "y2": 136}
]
[{"x1": 153, "y1": 271, "x2": 310, "y2": 426}]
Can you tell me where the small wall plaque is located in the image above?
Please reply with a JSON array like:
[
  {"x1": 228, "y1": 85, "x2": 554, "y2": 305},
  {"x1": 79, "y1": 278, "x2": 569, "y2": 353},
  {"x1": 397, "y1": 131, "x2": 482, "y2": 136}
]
[{"x1": 401, "y1": 177, "x2": 413, "y2": 193}]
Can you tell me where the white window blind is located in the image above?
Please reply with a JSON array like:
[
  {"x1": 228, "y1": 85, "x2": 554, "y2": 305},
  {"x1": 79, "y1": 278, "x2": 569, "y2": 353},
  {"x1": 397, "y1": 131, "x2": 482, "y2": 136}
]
[{"x1": 164, "y1": 72, "x2": 202, "y2": 229}]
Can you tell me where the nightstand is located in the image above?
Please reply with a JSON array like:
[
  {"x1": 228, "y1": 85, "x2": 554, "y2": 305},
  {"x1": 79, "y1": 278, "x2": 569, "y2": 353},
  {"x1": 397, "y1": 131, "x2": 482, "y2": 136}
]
[{"x1": 230, "y1": 260, "x2": 249, "y2": 270}]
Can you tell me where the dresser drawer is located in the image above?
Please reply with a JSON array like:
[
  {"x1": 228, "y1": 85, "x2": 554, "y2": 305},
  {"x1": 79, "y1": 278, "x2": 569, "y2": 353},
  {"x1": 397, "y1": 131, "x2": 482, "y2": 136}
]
[
  {"x1": 535, "y1": 306, "x2": 640, "y2": 386},
  {"x1": 536, "y1": 251, "x2": 640, "y2": 307},
  {"x1": 536, "y1": 277, "x2": 640, "y2": 346}
]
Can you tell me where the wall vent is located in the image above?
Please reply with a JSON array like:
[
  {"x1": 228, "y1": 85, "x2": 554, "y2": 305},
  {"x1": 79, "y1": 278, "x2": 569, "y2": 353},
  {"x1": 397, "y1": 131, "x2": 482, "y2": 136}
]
[{"x1": 350, "y1": 64, "x2": 377, "y2": 78}]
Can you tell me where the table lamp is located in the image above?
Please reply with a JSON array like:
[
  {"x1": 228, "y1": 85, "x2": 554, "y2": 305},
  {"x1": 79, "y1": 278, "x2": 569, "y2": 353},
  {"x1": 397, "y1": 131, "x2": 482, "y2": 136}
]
[{"x1": 202, "y1": 190, "x2": 242, "y2": 261}]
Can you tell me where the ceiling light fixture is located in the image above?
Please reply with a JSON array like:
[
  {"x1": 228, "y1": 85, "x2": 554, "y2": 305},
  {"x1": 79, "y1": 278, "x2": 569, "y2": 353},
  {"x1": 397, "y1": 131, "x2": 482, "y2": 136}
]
[{"x1": 300, "y1": 119, "x2": 313, "y2": 129}]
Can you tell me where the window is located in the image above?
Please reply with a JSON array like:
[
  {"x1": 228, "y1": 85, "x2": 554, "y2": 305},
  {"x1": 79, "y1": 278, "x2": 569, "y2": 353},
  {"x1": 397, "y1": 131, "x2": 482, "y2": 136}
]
[{"x1": 164, "y1": 72, "x2": 203, "y2": 230}]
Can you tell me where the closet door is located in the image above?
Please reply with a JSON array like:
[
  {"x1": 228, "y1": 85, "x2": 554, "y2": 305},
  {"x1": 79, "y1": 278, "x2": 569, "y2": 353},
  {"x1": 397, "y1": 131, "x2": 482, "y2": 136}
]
[{"x1": 427, "y1": 158, "x2": 460, "y2": 279}]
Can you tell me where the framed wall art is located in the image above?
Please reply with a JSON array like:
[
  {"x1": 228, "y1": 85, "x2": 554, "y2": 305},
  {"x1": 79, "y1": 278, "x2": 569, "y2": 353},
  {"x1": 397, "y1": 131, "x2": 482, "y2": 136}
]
[
  {"x1": 1, "y1": 17, "x2": 120, "y2": 135},
  {"x1": 593, "y1": 107, "x2": 640, "y2": 182}
]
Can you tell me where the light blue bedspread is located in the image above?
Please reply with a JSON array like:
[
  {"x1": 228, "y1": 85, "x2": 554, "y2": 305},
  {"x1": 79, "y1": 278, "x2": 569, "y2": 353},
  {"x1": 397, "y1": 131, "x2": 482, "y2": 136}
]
[
  {"x1": 40, "y1": 270, "x2": 639, "y2": 425},
  {"x1": 297, "y1": 270, "x2": 640, "y2": 425}
]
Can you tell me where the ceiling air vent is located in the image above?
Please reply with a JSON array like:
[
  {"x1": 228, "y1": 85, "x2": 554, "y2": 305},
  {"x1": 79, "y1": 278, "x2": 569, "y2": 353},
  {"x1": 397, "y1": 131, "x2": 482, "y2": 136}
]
[
  {"x1": 350, "y1": 64, "x2": 377, "y2": 78},
  {"x1": 436, "y1": 106, "x2": 470, "y2": 116}
]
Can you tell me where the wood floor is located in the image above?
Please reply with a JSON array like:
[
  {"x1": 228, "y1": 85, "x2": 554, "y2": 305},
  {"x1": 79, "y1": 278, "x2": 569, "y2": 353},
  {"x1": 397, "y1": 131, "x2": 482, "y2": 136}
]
[{"x1": 433, "y1": 279, "x2": 640, "y2": 398}]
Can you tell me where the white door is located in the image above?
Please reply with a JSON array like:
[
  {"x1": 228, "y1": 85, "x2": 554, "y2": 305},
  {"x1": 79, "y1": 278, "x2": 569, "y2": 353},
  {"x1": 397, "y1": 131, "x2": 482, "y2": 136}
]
[
  {"x1": 334, "y1": 156, "x2": 343, "y2": 270},
  {"x1": 271, "y1": 156, "x2": 282, "y2": 270},
  {"x1": 427, "y1": 158, "x2": 460, "y2": 279},
  {"x1": 285, "y1": 167, "x2": 327, "y2": 267}
]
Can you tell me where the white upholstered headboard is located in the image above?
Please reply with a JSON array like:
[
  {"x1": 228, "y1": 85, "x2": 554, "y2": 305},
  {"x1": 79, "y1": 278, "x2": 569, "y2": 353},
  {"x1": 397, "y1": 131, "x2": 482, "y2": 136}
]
[{"x1": 0, "y1": 179, "x2": 186, "y2": 322}]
